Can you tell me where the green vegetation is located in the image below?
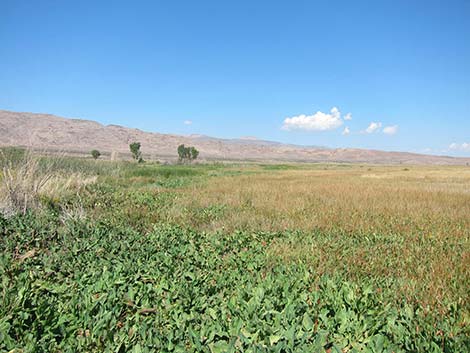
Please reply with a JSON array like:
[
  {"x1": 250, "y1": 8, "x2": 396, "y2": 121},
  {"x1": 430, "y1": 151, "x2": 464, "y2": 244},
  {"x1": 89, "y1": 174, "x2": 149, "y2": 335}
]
[
  {"x1": 130, "y1": 142, "x2": 143, "y2": 163},
  {"x1": 178, "y1": 144, "x2": 200, "y2": 164},
  {"x1": 0, "y1": 147, "x2": 27, "y2": 167},
  {"x1": 91, "y1": 149, "x2": 101, "y2": 160},
  {"x1": 0, "y1": 153, "x2": 469, "y2": 352}
]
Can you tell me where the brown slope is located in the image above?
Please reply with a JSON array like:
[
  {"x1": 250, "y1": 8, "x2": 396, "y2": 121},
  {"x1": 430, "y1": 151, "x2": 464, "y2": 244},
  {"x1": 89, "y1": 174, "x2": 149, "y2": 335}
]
[{"x1": 1, "y1": 109, "x2": 469, "y2": 165}]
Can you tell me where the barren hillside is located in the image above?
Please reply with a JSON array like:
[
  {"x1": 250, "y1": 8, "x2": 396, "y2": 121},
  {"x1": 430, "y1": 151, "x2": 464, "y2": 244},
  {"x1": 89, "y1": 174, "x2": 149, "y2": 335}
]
[{"x1": 1, "y1": 109, "x2": 469, "y2": 165}]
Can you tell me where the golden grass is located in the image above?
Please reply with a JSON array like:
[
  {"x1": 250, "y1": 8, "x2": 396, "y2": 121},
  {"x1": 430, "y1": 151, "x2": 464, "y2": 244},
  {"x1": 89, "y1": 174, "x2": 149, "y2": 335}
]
[
  {"x1": 170, "y1": 166, "x2": 470, "y2": 235},
  {"x1": 160, "y1": 165, "x2": 470, "y2": 308},
  {"x1": 0, "y1": 150, "x2": 96, "y2": 216}
]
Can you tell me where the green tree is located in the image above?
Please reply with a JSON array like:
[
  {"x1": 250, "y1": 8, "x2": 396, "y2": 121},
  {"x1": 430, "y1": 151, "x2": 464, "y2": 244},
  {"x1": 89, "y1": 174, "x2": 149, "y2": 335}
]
[
  {"x1": 189, "y1": 147, "x2": 199, "y2": 162},
  {"x1": 129, "y1": 142, "x2": 143, "y2": 162},
  {"x1": 177, "y1": 144, "x2": 199, "y2": 163},
  {"x1": 177, "y1": 144, "x2": 187, "y2": 163},
  {"x1": 91, "y1": 149, "x2": 101, "y2": 160}
]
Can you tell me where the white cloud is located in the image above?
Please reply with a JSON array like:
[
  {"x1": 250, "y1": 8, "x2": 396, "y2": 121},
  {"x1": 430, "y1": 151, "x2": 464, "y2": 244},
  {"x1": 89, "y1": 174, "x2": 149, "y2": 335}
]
[
  {"x1": 364, "y1": 122, "x2": 382, "y2": 134},
  {"x1": 342, "y1": 127, "x2": 350, "y2": 135},
  {"x1": 449, "y1": 142, "x2": 470, "y2": 151},
  {"x1": 344, "y1": 113, "x2": 352, "y2": 121},
  {"x1": 184, "y1": 120, "x2": 192, "y2": 125},
  {"x1": 282, "y1": 107, "x2": 344, "y2": 131},
  {"x1": 383, "y1": 125, "x2": 399, "y2": 135}
]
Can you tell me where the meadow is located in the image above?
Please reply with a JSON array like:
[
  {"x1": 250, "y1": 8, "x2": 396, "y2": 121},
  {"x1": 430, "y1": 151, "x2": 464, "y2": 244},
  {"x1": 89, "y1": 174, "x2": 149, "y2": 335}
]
[{"x1": 1, "y1": 149, "x2": 469, "y2": 352}]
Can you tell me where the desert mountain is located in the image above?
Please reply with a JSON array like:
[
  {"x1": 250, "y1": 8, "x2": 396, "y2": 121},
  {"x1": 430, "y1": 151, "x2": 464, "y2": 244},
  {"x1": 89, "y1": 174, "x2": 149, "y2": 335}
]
[{"x1": 1, "y1": 109, "x2": 469, "y2": 165}]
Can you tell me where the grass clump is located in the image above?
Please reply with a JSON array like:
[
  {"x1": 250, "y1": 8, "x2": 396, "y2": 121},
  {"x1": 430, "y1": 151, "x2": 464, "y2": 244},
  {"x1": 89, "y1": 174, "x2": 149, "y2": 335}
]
[
  {"x1": 0, "y1": 149, "x2": 56, "y2": 216},
  {"x1": 0, "y1": 149, "x2": 96, "y2": 217}
]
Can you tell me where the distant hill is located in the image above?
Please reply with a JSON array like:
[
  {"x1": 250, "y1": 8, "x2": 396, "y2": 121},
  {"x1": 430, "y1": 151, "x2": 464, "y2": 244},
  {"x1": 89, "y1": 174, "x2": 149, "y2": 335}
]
[{"x1": 1, "y1": 109, "x2": 469, "y2": 165}]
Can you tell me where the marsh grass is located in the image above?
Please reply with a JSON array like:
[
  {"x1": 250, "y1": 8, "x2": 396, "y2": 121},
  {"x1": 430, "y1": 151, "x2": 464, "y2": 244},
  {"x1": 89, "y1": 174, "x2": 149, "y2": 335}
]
[
  {"x1": 1, "y1": 158, "x2": 469, "y2": 351},
  {"x1": 132, "y1": 165, "x2": 470, "y2": 309},
  {"x1": 80, "y1": 162, "x2": 470, "y2": 309}
]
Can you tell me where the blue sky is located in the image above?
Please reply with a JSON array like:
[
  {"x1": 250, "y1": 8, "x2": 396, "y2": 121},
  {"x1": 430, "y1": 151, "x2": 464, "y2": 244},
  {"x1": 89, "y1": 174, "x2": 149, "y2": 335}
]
[{"x1": 1, "y1": 0, "x2": 469, "y2": 156}]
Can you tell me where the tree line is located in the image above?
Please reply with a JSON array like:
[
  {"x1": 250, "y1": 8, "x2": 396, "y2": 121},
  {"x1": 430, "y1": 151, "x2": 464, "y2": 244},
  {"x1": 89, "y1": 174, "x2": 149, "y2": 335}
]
[{"x1": 90, "y1": 143, "x2": 199, "y2": 163}]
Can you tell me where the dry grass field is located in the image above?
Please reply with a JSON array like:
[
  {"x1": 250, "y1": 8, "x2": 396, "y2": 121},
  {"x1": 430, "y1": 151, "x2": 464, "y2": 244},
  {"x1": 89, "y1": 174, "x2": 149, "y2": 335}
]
[{"x1": 172, "y1": 165, "x2": 470, "y2": 234}]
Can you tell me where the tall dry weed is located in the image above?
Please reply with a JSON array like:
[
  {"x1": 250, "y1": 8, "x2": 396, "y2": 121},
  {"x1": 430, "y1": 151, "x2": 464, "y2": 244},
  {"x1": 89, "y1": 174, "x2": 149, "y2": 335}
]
[
  {"x1": 0, "y1": 150, "x2": 53, "y2": 215},
  {"x1": 0, "y1": 150, "x2": 96, "y2": 216}
]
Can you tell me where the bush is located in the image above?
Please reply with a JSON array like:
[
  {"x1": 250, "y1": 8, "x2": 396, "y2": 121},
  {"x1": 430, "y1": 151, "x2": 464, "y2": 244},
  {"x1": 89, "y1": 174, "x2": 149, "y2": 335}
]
[{"x1": 91, "y1": 149, "x2": 101, "y2": 159}]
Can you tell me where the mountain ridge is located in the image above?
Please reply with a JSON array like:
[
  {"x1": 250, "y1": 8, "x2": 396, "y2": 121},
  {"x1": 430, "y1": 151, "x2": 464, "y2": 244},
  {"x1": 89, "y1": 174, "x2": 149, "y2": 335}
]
[{"x1": 1, "y1": 109, "x2": 469, "y2": 165}]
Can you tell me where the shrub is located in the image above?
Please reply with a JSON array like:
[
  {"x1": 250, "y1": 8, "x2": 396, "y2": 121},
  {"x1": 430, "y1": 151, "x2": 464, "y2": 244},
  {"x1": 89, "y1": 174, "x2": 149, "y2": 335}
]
[{"x1": 91, "y1": 149, "x2": 101, "y2": 159}]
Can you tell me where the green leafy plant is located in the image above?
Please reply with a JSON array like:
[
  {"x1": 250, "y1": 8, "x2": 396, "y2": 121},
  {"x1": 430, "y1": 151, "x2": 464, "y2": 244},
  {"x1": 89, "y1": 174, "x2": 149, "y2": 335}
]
[{"x1": 1, "y1": 215, "x2": 468, "y2": 352}]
